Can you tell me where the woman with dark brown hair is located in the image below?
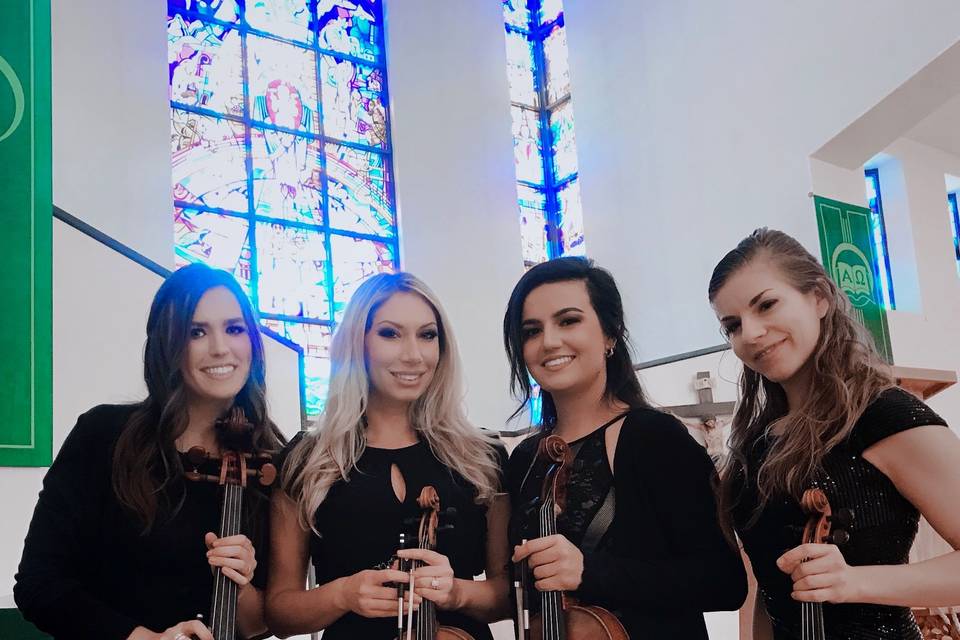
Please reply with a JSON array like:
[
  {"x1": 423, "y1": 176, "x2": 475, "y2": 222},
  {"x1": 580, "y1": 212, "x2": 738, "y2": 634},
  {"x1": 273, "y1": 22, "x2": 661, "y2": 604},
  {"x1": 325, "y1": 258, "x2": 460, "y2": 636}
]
[
  {"x1": 709, "y1": 228, "x2": 960, "y2": 639},
  {"x1": 15, "y1": 264, "x2": 286, "y2": 640},
  {"x1": 503, "y1": 256, "x2": 746, "y2": 638}
]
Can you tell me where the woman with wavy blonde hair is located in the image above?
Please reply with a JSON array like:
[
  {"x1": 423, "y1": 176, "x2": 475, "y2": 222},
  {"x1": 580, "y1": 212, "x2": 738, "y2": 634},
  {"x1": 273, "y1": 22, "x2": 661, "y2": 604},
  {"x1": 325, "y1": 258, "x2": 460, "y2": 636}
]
[
  {"x1": 709, "y1": 228, "x2": 960, "y2": 639},
  {"x1": 265, "y1": 272, "x2": 510, "y2": 639}
]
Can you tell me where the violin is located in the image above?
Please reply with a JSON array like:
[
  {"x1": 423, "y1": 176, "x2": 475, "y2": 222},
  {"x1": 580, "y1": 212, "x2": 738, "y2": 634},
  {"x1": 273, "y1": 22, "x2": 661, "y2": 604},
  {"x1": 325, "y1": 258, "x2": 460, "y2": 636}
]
[
  {"x1": 183, "y1": 407, "x2": 277, "y2": 640},
  {"x1": 395, "y1": 486, "x2": 474, "y2": 640},
  {"x1": 515, "y1": 435, "x2": 628, "y2": 640},
  {"x1": 798, "y1": 488, "x2": 853, "y2": 640}
]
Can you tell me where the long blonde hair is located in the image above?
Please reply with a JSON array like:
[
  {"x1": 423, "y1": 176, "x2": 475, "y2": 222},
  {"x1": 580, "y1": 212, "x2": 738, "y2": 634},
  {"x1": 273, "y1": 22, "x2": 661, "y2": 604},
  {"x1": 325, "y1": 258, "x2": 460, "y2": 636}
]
[
  {"x1": 282, "y1": 272, "x2": 502, "y2": 532},
  {"x1": 707, "y1": 229, "x2": 893, "y2": 527}
]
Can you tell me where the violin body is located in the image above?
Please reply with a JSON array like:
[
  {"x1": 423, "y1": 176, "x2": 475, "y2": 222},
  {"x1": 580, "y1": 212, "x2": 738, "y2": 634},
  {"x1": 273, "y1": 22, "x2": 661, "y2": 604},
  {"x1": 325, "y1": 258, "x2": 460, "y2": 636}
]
[{"x1": 528, "y1": 600, "x2": 629, "y2": 640}]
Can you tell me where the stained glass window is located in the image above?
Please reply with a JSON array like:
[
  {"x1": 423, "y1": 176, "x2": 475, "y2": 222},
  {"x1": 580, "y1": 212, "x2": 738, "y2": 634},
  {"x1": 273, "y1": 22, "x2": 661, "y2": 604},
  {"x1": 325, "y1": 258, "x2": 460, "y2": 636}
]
[
  {"x1": 168, "y1": 0, "x2": 398, "y2": 415},
  {"x1": 864, "y1": 169, "x2": 895, "y2": 310},
  {"x1": 948, "y1": 192, "x2": 960, "y2": 277},
  {"x1": 503, "y1": 0, "x2": 585, "y2": 267}
]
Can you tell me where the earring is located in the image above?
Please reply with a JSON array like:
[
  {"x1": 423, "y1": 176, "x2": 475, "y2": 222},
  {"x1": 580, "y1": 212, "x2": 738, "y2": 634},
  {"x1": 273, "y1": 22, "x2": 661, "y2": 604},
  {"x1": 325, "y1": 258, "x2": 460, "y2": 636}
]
[{"x1": 605, "y1": 345, "x2": 615, "y2": 358}]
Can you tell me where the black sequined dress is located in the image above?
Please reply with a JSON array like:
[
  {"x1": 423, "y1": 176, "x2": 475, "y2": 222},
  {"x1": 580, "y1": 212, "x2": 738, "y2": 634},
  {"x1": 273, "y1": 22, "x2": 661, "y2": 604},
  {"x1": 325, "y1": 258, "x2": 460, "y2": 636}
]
[{"x1": 734, "y1": 388, "x2": 948, "y2": 639}]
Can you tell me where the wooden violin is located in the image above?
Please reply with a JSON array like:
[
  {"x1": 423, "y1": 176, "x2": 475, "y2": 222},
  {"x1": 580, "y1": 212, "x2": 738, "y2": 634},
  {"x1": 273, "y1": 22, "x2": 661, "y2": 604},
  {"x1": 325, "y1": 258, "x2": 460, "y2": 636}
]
[
  {"x1": 396, "y1": 486, "x2": 473, "y2": 640},
  {"x1": 183, "y1": 407, "x2": 277, "y2": 640},
  {"x1": 798, "y1": 487, "x2": 853, "y2": 640},
  {"x1": 515, "y1": 435, "x2": 628, "y2": 640}
]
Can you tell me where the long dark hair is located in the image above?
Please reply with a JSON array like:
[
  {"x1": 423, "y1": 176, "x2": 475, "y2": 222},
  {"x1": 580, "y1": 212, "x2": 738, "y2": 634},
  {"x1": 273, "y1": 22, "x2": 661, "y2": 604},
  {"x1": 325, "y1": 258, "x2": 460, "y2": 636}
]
[
  {"x1": 503, "y1": 257, "x2": 651, "y2": 426},
  {"x1": 112, "y1": 263, "x2": 286, "y2": 532},
  {"x1": 707, "y1": 229, "x2": 892, "y2": 529}
]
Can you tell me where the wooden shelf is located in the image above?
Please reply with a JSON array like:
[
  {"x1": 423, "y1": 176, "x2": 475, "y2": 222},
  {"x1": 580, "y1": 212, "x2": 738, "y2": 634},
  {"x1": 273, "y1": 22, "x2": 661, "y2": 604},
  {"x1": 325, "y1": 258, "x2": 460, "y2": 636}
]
[{"x1": 892, "y1": 365, "x2": 957, "y2": 400}]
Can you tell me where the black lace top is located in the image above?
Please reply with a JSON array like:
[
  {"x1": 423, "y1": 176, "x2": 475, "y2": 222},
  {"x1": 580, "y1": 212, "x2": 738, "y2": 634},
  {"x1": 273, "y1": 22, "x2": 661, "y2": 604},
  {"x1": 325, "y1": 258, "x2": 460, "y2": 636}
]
[
  {"x1": 506, "y1": 407, "x2": 747, "y2": 638},
  {"x1": 282, "y1": 432, "x2": 506, "y2": 640},
  {"x1": 733, "y1": 388, "x2": 948, "y2": 639}
]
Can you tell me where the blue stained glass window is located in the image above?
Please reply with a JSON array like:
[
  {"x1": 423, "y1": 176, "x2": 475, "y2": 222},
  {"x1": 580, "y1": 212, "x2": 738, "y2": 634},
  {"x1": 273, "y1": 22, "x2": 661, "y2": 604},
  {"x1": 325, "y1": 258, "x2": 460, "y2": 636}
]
[
  {"x1": 948, "y1": 192, "x2": 960, "y2": 277},
  {"x1": 863, "y1": 169, "x2": 895, "y2": 310},
  {"x1": 504, "y1": 0, "x2": 584, "y2": 267},
  {"x1": 168, "y1": 0, "x2": 398, "y2": 415},
  {"x1": 503, "y1": 0, "x2": 584, "y2": 430}
]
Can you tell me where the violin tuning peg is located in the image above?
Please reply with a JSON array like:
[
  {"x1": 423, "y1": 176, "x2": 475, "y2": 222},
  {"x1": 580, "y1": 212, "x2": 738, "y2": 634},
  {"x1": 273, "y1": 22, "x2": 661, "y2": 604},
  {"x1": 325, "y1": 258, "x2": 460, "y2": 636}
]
[
  {"x1": 828, "y1": 529, "x2": 850, "y2": 545},
  {"x1": 442, "y1": 507, "x2": 457, "y2": 519},
  {"x1": 833, "y1": 508, "x2": 855, "y2": 527},
  {"x1": 186, "y1": 446, "x2": 207, "y2": 466},
  {"x1": 258, "y1": 463, "x2": 277, "y2": 486}
]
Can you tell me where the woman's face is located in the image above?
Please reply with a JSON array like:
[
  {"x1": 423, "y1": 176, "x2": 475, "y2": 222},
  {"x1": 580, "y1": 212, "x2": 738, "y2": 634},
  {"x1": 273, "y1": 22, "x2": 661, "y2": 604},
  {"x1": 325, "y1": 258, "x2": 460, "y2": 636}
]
[
  {"x1": 520, "y1": 279, "x2": 612, "y2": 397},
  {"x1": 181, "y1": 286, "x2": 253, "y2": 412},
  {"x1": 365, "y1": 291, "x2": 441, "y2": 408},
  {"x1": 711, "y1": 257, "x2": 828, "y2": 389}
]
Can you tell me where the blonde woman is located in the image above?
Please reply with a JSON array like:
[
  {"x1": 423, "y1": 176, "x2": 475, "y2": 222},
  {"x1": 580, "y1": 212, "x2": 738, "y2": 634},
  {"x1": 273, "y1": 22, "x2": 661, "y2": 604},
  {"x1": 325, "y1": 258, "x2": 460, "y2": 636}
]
[{"x1": 265, "y1": 273, "x2": 510, "y2": 639}]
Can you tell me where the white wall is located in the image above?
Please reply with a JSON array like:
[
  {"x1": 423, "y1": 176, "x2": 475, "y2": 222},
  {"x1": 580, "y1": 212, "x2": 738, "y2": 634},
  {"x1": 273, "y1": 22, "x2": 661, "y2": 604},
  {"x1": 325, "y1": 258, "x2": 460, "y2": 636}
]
[
  {"x1": 870, "y1": 138, "x2": 960, "y2": 425},
  {"x1": 385, "y1": 0, "x2": 524, "y2": 431},
  {"x1": 52, "y1": 0, "x2": 172, "y2": 269},
  {"x1": 563, "y1": 0, "x2": 960, "y2": 363}
]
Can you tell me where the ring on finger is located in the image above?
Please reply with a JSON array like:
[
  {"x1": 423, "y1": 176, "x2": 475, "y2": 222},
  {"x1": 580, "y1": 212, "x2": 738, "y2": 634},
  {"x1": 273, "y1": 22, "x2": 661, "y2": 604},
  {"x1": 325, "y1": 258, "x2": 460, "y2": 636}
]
[
  {"x1": 174, "y1": 634, "x2": 189, "y2": 640},
  {"x1": 430, "y1": 578, "x2": 440, "y2": 589}
]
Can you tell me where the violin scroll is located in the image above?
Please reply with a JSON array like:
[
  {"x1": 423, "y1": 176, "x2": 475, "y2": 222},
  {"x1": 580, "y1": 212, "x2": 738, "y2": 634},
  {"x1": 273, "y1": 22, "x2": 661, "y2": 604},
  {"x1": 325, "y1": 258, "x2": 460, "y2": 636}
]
[{"x1": 800, "y1": 488, "x2": 853, "y2": 546}]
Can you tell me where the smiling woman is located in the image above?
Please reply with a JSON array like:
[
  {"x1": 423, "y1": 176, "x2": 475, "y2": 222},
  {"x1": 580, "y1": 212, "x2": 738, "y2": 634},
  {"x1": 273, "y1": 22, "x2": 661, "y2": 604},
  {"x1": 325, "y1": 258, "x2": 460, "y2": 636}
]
[
  {"x1": 708, "y1": 228, "x2": 960, "y2": 639},
  {"x1": 502, "y1": 257, "x2": 747, "y2": 639},
  {"x1": 14, "y1": 263, "x2": 286, "y2": 640},
  {"x1": 266, "y1": 272, "x2": 511, "y2": 640}
]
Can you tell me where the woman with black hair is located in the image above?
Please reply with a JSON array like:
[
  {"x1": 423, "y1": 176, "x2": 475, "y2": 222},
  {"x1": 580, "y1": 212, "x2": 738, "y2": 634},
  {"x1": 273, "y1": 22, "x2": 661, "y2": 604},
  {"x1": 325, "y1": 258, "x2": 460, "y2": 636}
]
[
  {"x1": 15, "y1": 264, "x2": 286, "y2": 640},
  {"x1": 503, "y1": 256, "x2": 746, "y2": 638}
]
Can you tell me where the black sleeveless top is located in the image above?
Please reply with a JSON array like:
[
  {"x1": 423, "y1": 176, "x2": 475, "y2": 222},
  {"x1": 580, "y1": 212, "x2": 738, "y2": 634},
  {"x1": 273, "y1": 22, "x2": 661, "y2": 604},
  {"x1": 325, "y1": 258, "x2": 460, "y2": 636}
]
[
  {"x1": 284, "y1": 432, "x2": 506, "y2": 640},
  {"x1": 733, "y1": 388, "x2": 948, "y2": 639}
]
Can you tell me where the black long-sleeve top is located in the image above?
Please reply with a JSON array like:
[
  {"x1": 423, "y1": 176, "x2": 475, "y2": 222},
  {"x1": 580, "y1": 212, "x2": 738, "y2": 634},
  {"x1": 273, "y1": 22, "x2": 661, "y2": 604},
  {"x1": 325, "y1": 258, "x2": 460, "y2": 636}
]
[
  {"x1": 14, "y1": 404, "x2": 271, "y2": 639},
  {"x1": 506, "y1": 407, "x2": 747, "y2": 638}
]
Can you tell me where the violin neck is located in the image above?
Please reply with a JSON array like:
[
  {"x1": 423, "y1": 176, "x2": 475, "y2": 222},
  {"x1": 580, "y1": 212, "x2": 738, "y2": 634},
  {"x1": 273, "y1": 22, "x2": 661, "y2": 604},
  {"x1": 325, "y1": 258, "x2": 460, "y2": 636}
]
[
  {"x1": 413, "y1": 558, "x2": 438, "y2": 640},
  {"x1": 210, "y1": 483, "x2": 244, "y2": 640},
  {"x1": 539, "y1": 500, "x2": 566, "y2": 640},
  {"x1": 801, "y1": 601, "x2": 825, "y2": 640}
]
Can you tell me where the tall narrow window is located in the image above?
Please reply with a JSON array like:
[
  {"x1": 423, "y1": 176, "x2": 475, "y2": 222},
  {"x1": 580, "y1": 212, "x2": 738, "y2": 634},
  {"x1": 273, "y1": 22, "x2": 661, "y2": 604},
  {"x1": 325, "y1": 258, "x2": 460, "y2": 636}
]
[
  {"x1": 864, "y1": 168, "x2": 895, "y2": 309},
  {"x1": 504, "y1": 0, "x2": 585, "y2": 268},
  {"x1": 168, "y1": 0, "x2": 398, "y2": 415},
  {"x1": 948, "y1": 192, "x2": 960, "y2": 276}
]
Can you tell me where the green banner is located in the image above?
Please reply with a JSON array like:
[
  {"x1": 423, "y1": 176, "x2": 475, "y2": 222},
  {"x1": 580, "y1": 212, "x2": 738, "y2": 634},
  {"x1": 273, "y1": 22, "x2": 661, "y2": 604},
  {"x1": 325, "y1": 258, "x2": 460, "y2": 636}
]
[
  {"x1": 0, "y1": 0, "x2": 51, "y2": 466},
  {"x1": 814, "y1": 195, "x2": 893, "y2": 363}
]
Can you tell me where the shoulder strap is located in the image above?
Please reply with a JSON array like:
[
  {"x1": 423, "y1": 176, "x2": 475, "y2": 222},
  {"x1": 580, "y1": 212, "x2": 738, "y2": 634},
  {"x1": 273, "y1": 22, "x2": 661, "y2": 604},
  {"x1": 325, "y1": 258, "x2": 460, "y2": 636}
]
[
  {"x1": 571, "y1": 415, "x2": 625, "y2": 554},
  {"x1": 581, "y1": 486, "x2": 615, "y2": 553}
]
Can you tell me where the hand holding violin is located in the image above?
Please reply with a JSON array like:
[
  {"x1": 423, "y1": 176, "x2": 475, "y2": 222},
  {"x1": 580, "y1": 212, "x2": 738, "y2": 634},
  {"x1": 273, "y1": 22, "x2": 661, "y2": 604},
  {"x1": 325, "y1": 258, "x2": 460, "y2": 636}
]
[
  {"x1": 205, "y1": 532, "x2": 257, "y2": 587},
  {"x1": 512, "y1": 534, "x2": 584, "y2": 592},
  {"x1": 777, "y1": 543, "x2": 865, "y2": 604},
  {"x1": 396, "y1": 547, "x2": 458, "y2": 609},
  {"x1": 336, "y1": 568, "x2": 420, "y2": 618}
]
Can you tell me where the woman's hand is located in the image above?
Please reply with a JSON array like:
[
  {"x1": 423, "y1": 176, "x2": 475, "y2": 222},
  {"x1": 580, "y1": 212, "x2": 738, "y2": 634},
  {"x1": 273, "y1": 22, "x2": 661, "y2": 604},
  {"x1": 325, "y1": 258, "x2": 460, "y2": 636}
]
[
  {"x1": 777, "y1": 543, "x2": 864, "y2": 604},
  {"x1": 336, "y1": 568, "x2": 419, "y2": 618},
  {"x1": 127, "y1": 619, "x2": 212, "y2": 640},
  {"x1": 205, "y1": 532, "x2": 256, "y2": 588},
  {"x1": 396, "y1": 548, "x2": 458, "y2": 610},
  {"x1": 512, "y1": 534, "x2": 584, "y2": 592}
]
